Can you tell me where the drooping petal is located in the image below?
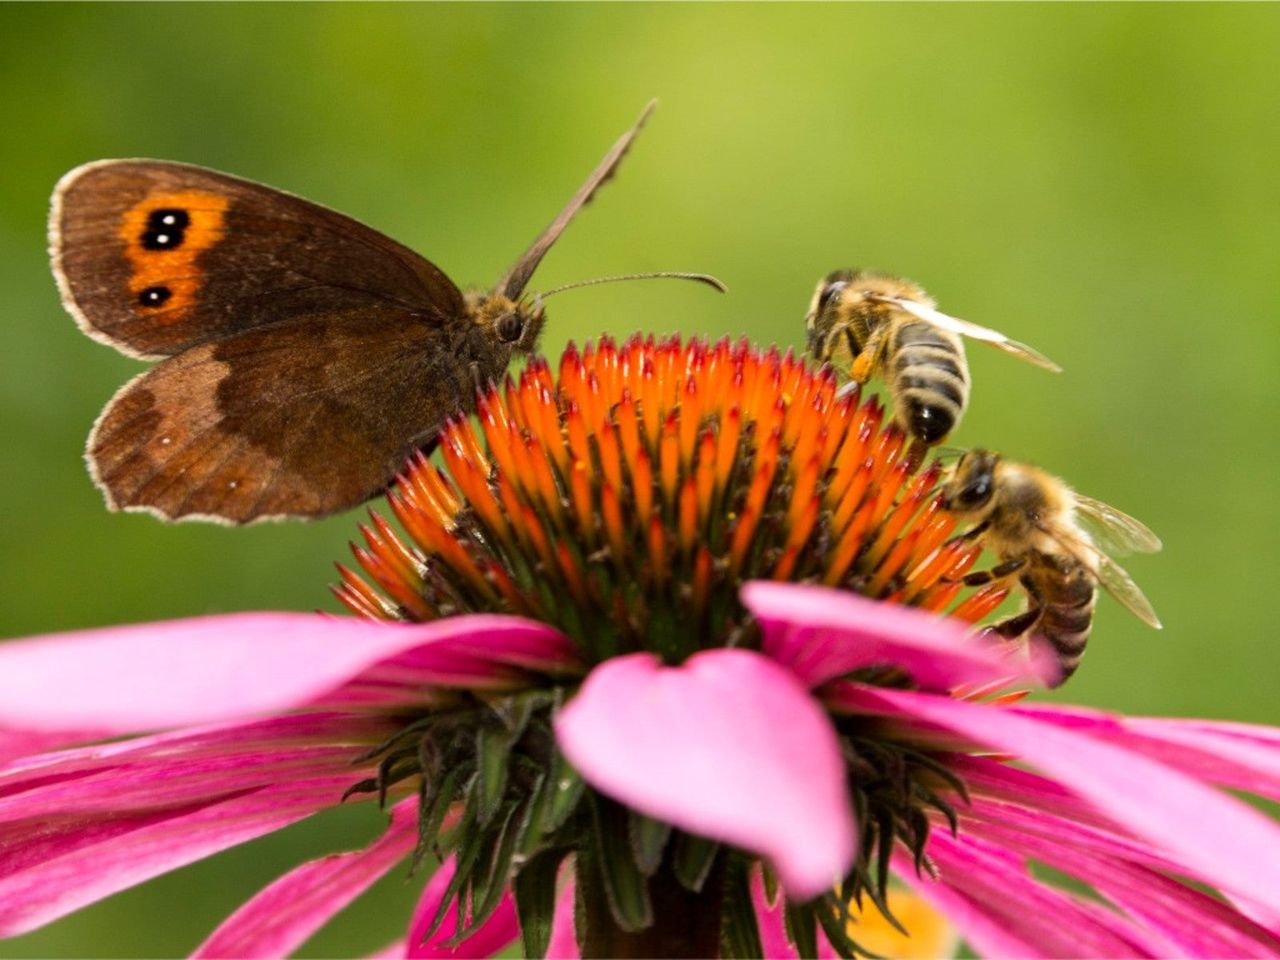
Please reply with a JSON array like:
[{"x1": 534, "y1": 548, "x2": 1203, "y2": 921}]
[
  {"x1": 959, "y1": 794, "x2": 1182, "y2": 876},
  {"x1": 892, "y1": 859, "x2": 1048, "y2": 960},
  {"x1": 0, "y1": 729, "x2": 109, "y2": 766},
  {"x1": 0, "y1": 713, "x2": 396, "y2": 821},
  {"x1": 193, "y1": 796, "x2": 420, "y2": 958},
  {"x1": 965, "y1": 817, "x2": 1280, "y2": 957},
  {"x1": 950, "y1": 751, "x2": 1280, "y2": 936},
  {"x1": 895, "y1": 832, "x2": 1159, "y2": 958},
  {"x1": 545, "y1": 873, "x2": 579, "y2": 960},
  {"x1": 0, "y1": 775, "x2": 354, "y2": 936},
  {"x1": 750, "y1": 865, "x2": 798, "y2": 960},
  {"x1": 742, "y1": 581, "x2": 1051, "y2": 691},
  {"x1": 0, "y1": 614, "x2": 578, "y2": 734},
  {"x1": 835, "y1": 685, "x2": 1280, "y2": 917},
  {"x1": 1008, "y1": 703, "x2": 1280, "y2": 802},
  {"x1": 554, "y1": 650, "x2": 853, "y2": 898},
  {"x1": 402, "y1": 854, "x2": 520, "y2": 958}
]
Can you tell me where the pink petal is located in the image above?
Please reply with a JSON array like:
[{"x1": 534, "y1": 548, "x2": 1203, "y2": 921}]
[
  {"x1": 194, "y1": 797, "x2": 420, "y2": 958},
  {"x1": 744, "y1": 866, "x2": 839, "y2": 960},
  {"x1": 0, "y1": 775, "x2": 352, "y2": 936},
  {"x1": 1008, "y1": 704, "x2": 1280, "y2": 802},
  {"x1": 0, "y1": 613, "x2": 578, "y2": 734},
  {"x1": 900, "y1": 831, "x2": 1157, "y2": 957},
  {"x1": 0, "y1": 728, "x2": 110, "y2": 765},
  {"x1": 546, "y1": 873, "x2": 579, "y2": 960},
  {"x1": 834, "y1": 685, "x2": 1280, "y2": 915},
  {"x1": 966, "y1": 817, "x2": 1280, "y2": 957},
  {"x1": 0, "y1": 747, "x2": 358, "y2": 820},
  {"x1": 554, "y1": 650, "x2": 853, "y2": 898},
  {"x1": 0, "y1": 713, "x2": 395, "y2": 823},
  {"x1": 960, "y1": 794, "x2": 1182, "y2": 877},
  {"x1": 750, "y1": 865, "x2": 799, "y2": 960},
  {"x1": 741, "y1": 581, "x2": 1051, "y2": 691},
  {"x1": 892, "y1": 854, "x2": 1050, "y2": 959},
  {"x1": 403, "y1": 855, "x2": 520, "y2": 958}
]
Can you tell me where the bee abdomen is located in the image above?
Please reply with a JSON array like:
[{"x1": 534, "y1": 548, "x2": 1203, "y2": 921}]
[
  {"x1": 891, "y1": 321, "x2": 969, "y2": 443},
  {"x1": 1037, "y1": 576, "x2": 1097, "y2": 684}
]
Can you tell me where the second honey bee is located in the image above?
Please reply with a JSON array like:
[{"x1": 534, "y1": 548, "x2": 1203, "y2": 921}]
[
  {"x1": 805, "y1": 270, "x2": 1060, "y2": 449},
  {"x1": 941, "y1": 449, "x2": 1162, "y2": 686}
]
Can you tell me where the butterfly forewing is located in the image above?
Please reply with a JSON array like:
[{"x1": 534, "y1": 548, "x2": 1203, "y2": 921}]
[{"x1": 52, "y1": 160, "x2": 466, "y2": 359}]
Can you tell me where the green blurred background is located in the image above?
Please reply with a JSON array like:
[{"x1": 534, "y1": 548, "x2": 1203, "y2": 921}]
[{"x1": 2, "y1": 2, "x2": 1277, "y2": 955}]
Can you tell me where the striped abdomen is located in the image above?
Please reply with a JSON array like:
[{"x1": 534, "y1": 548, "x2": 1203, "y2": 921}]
[
  {"x1": 1023, "y1": 553, "x2": 1098, "y2": 685},
  {"x1": 889, "y1": 320, "x2": 970, "y2": 444}
]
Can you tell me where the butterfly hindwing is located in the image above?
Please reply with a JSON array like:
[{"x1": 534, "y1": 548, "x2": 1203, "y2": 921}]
[{"x1": 88, "y1": 308, "x2": 470, "y2": 523}]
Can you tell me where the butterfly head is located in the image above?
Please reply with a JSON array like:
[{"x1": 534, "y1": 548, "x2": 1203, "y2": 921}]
[{"x1": 474, "y1": 293, "x2": 547, "y2": 356}]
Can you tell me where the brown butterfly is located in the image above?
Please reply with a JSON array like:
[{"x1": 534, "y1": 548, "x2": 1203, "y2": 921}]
[{"x1": 51, "y1": 102, "x2": 719, "y2": 525}]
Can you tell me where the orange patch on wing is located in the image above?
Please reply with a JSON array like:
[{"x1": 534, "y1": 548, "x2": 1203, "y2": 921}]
[{"x1": 119, "y1": 190, "x2": 230, "y2": 324}]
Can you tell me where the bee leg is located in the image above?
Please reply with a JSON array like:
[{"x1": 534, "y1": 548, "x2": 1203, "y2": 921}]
[
  {"x1": 957, "y1": 557, "x2": 1027, "y2": 587},
  {"x1": 956, "y1": 519, "x2": 992, "y2": 543},
  {"x1": 987, "y1": 606, "x2": 1042, "y2": 640},
  {"x1": 904, "y1": 438, "x2": 933, "y2": 473},
  {"x1": 469, "y1": 362, "x2": 484, "y2": 397},
  {"x1": 847, "y1": 324, "x2": 888, "y2": 383}
]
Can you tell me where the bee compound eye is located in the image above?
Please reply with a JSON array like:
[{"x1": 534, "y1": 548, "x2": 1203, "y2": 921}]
[
  {"x1": 496, "y1": 312, "x2": 524, "y2": 343},
  {"x1": 964, "y1": 475, "x2": 992, "y2": 506},
  {"x1": 818, "y1": 281, "x2": 848, "y2": 311}
]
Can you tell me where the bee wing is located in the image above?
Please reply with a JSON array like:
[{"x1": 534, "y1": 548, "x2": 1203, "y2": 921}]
[
  {"x1": 1037, "y1": 523, "x2": 1162, "y2": 630},
  {"x1": 879, "y1": 296, "x2": 1063, "y2": 372},
  {"x1": 1094, "y1": 552, "x2": 1163, "y2": 629},
  {"x1": 1074, "y1": 493, "x2": 1164, "y2": 556}
]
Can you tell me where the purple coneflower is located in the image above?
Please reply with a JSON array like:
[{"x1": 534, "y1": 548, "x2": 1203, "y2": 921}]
[{"x1": 1, "y1": 336, "x2": 1278, "y2": 958}]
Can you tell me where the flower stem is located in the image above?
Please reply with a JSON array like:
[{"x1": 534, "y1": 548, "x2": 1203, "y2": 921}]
[{"x1": 578, "y1": 844, "x2": 727, "y2": 958}]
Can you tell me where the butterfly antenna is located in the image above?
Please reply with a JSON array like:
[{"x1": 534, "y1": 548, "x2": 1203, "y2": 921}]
[{"x1": 540, "y1": 271, "x2": 727, "y2": 299}]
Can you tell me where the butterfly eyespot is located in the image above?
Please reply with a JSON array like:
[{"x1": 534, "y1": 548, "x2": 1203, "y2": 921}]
[
  {"x1": 141, "y1": 208, "x2": 190, "y2": 250},
  {"x1": 138, "y1": 286, "x2": 172, "y2": 307},
  {"x1": 496, "y1": 313, "x2": 523, "y2": 343}
]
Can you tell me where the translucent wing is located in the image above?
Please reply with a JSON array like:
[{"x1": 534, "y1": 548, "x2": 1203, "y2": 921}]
[
  {"x1": 1074, "y1": 493, "x2": 1163, "y2": 556},
  {"x1": 878, "y1": 296, "x2": 1062, "y2": 372},
  {"x1": 1036, "y1": 521, "x2": 1162, "y2": 630},
  {"x1": 1095, "y1": 553, "x2": 1163, "y2": 629}
]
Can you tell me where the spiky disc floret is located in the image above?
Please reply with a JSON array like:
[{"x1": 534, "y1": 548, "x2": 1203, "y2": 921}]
[
  {"x1": 336, "y1": 335, "x2": 1006, "y2": 658},
  {"x1": 332, "y1": 335, "x2": 1013, "y2": 955}
]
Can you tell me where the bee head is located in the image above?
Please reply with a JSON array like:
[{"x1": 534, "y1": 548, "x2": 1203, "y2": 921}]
[
  {"x1": 942, "y1": 448, "x2": 1001, "y2": 516},
  {"x1": 805, "y1": 270, "x2": 859, "y2": 357}
]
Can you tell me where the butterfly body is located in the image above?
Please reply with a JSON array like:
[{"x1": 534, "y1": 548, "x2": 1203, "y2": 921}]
[{"x1": 52, "y1": 106, "x2": 651, "y2": 524}]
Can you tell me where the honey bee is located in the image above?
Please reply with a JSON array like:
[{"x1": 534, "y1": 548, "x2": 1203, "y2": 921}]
[
  {"x1": 805, "y1": 270, "x2": 1060, "y2": 449},
  {"x1": 941, "y1": 449, "x2": 1162, "y2": 686}
]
